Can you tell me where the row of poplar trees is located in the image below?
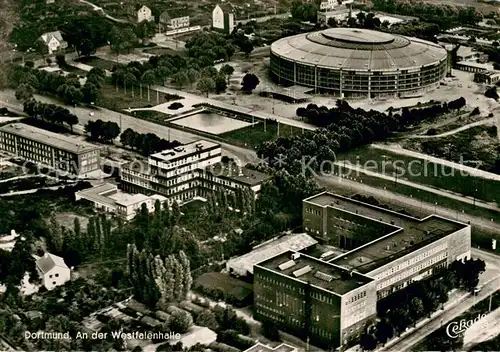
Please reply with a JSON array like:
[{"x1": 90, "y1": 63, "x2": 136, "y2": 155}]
[
  {"x1": 205, "y1": 187, "x2": 256, "y2": 215},
  {"x1": 127, "y1": 244, "x2": 193, "y2": 308}
]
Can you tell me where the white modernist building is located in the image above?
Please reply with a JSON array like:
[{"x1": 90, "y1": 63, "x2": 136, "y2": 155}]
[
  {"x1": 35, "y1": 253, "x2": 71, "y2": 291},
  {"x1": 120, "y1": 140, "x2": 271, "y2": 204},
  {"x1": 75, "y1": 183, "x2": 167, "y2": 220}
]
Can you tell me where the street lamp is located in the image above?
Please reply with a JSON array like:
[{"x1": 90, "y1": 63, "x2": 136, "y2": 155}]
[{"x1": 434, "y1": 202, "x2": 438, "y2": 214}]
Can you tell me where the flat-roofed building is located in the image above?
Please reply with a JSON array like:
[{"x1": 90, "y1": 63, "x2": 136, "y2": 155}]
[
  {"x1": 254, "y1": 192, "x2": 471, "y2": 349},
  {"x1": 0, "y1": 123, "x2": 100, "y2": 176},
  {"x1": 227, "y1": 233, "x2": 318, "y2": 277},
  {"x1": 254, "y1": 250, "x2": 377, "y2": 349},
  {"x1": 303, "y1": 192, "x2": 471, "y2": 300},
  {"x1": 474, "y1": 70, "x2": 500, "y2": 84},
  {"x1": 121, "y1": 140, "x2": 271, "y2": 204},
  {"x1": 75, "y1": 182, "x2": 167, "y2": 220}
]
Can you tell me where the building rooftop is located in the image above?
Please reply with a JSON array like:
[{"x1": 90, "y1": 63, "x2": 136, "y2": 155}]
[
  {"x1": 217, "y1": 2, "x2": 235, "y2": 13},
  {"x1": 456, "y1": 60, "x2": 489, "y2": 70},
  {"x1": 36, "y1": 253, "x2": 69, "y2": 274},
  {"x1": 475, "y1": 70, "x2": 500, "y2": 77},
  {"x1": 149, "y1": 140, "x2": 220, "y2": 163},
  {"x1": 457, "y1": 45, "x2": 476, "y2": 58},
  {"x1": 244, "y1": 343, "x2": 298, "y2": 352},
  {"x1": 271, "y1": 28, "x2": 447, "y2": 71},
  {"x1": 257, "y1": 250, "x2": 373, "y2": 295},
  {"x1": 304, "y1": 192, "x2": 467, "y2": 273},
  {"x1": 205, "y1": 163, "x2": 272, "y2": 186},
  {"x1": 0, "y1": 123, "x2": 100, "y2": 154},
  {"x1": 75, "y1": 183, "x2": 118, "y2": 208},
  {"x1": 228, "y1": 233, "x2": 318, "y2": 275},
  {"x1": 109, "y1": 192, "x2": 150, "y2": 207}
]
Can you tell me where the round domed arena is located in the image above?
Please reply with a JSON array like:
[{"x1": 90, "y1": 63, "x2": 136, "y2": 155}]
[{"x1": 269, "y1": 28, "x2": 448, "y2": 98}]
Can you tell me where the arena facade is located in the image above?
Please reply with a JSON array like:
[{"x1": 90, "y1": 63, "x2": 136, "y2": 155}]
[{"x1": 269, "y1": 28, "x2": 448, "y2": 98}]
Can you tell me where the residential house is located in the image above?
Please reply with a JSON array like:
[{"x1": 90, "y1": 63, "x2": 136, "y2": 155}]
[
  {"x1": 40, "y1": 31, "x2": 67, "y2": 55},
  {"x1": 35, "y1": 253, "x2": 71, "y2": 290},
  {"x1": 213, "y1": 3, "x2": 235, "y2": 34},
  {"x1": 135, "y1": 4, "x2": 154, "y2": 23},
  {"x1": 159, "y1": 9, "x2": 190, "y2": 30}
]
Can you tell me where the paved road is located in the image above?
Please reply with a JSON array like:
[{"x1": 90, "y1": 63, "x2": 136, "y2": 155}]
[
  {"x1": 78, "y1": 0, "x2": 129, "y2": 23},
  {"x1": 316, "y1": 174, "x2": 500, "y2": 235},
  {"x1": 408, "y1": 117, "x2": 497, "y2": 139},
  {"x1": 336, "y1": 162, "x2": 500, "y2": 212},
  {"x1": 0, "y1": 90, "x2": 258, "y2": 165},
  {"x1": 151, "y1": 85, "x2": 316, "y2": 131},
  {"x1": 462, "y1": 306, "x2": 500, "y2": 349},
  {"x1": 372, "y1": 143, "x2": 500, "y2": 182},
  {"x1": 381, "y1": 248, "x2": 500, "y2": 352}
]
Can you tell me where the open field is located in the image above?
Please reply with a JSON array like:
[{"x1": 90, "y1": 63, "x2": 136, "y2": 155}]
[
  {"x1": 221, "y1": 121, "x2": 305, "y2": 148},
  {"x1": 98, "y1": 84, "x2": 181, "y2": 111},
  {"x1": 172, "y1": 112, "x2": 255, "y2": 135},
  {"x1": 403, "y1": 125, "x2": 500, "y2": 175},
  {"x1": 340, "y1": 147, "x2": 500, "y2": 204},
  {"x1": 331, "y1": 163, "x2": 500, "y2": 222},
  {"x1": 142, "y1": 47, "x2": 178, "y2": 56},
  {"x1": 75, "y1": 56, "x2": 119, "y2": 71}
]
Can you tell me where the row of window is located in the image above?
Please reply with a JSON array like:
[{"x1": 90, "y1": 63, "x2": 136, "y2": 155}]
[
  {"x1": 305, "y1": 207, "x2": 321, "y2": 216},
  {"x1": 376, "y1": 252, "x2": 448, "y2": 291},
  {"x1": 345, "y1": 291, "x2": 367, "y2": 305},
  {"x1": 375, "y1": 243, "x2": 447, "y2": 280}
]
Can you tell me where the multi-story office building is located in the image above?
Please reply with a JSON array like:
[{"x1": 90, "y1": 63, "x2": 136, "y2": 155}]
[
  {"x1": 253, "y1": 191, "x2": 471, "y2": 349},
  {"x1": 0, "y1": 123, "x2": 100, "y2": 176},
  {"x1": 254, "y1": 250, "x2": 377, "y2": 349},
  {"x1": 121, "y1": 140, "x2": 271, "y2": 204},
  {"x1": 303, "y1": 192, "x2": 471, "y2": 299}
]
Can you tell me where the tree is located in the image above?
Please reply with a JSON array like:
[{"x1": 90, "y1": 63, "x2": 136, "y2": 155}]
[
  {"x1": 168, "y1": 310, "x2": 193, "y2": 334},
  {"x1": 141, "y1": 70, "x2": 156, "y2": 101},
  {"x1": 214, "y1": 74, "x2": 227, "y2": 94},
  {"x1": 123, "y1": 72, "x2": 137, "y2": 96},
  {"x1": 197, "y1": 77, "x2": 215, "y2": 97},
  {"x1": 375, "y1": 320, "x2": 394, "y2": 346},
  {"x1": 120, "y1": 128, "x2": 137, "y2": 148},
  {"x1": 241, "y1": 73, "x2": 259, "y2": 93},
  {"x1": 172, "y1": 71, "x2": 188, "y2": 89},
  {"x1": 219, "y1": 64, "x2": 234, "y2": 85},
  {"x1": 82, "y1": 82, "x2": 99, "y2": 104},
  {"x1": 409, "y1": 297, "x2": 424, "y2": 325},
  {"x1": 65, "y1": 112, "x2": 79, "y2": 132},
  {"x1": 56, "y1": 55, "x2": 66, "y2": 67},
  {"x1": 261, "y1": 321, "x2": 280, "y2": 341},
  {"x1": 327, "y1": 17, "x2": 337, "y2": 27},
  {"x1": 359, "y1": 333, "x2": 377, "y2": 351},
  {"x1": 15, "y1": 83, "x2": 35, "y2": 101},
  {"x1": 195, "y1": 310, "x2": 219, "y2": 330}
]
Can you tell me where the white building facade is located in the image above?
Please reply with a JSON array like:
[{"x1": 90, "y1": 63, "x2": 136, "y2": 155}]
[
  {"x1": 212, "y1": 3, "x2": 235, "y2": 34},
  {"x1": 35, "y1": 253, "x2": 71, "y2": 290}
]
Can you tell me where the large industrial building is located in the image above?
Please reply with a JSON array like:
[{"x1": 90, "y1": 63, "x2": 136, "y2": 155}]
[
  {"x1": 121, "y1": 140, "x2": 271, "y2": 204},
  {"x1": 253, "y1": 192, "x2": 471, "y2": 349},
  {"x1": 269, "y1": 28, "x2": 448, "y2": 98},
  {"x1": 0, "y1": 123, "x2": 100, "y2": 176}
]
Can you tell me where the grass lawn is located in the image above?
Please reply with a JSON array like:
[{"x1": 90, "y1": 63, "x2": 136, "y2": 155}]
[
  {"x1": 62, "y1": 64, "x2": 88, "y2": 77},
  {"x1": 75, "y1": 56, "x2": 121, "y2": 71},
  {"x1": 195, "y1": 272, "x2": 253, "y2": 301},
  {"x1": 340, "y1": 147, "x2": 500, "y2": 205},
  {"x1": 143, "y1": 47, "x2": 178, "y2": 56},
  {"x1": 221, "y1": 121, "x2": 305, "y2": 148},
  {"x1": 133, "y1": 110, "x2": 172, "y2": 122},
  {"x1": 98, "y1": 84, "x2": 182, "y2": 111}
]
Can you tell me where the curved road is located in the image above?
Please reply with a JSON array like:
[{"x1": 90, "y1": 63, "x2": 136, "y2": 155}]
[
  {"x1": 372, "y1": 143, "x2": 500, "y2": 182},
  {"x1": 408, "y1": 117, "x2": 497, "y2": 139}
]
